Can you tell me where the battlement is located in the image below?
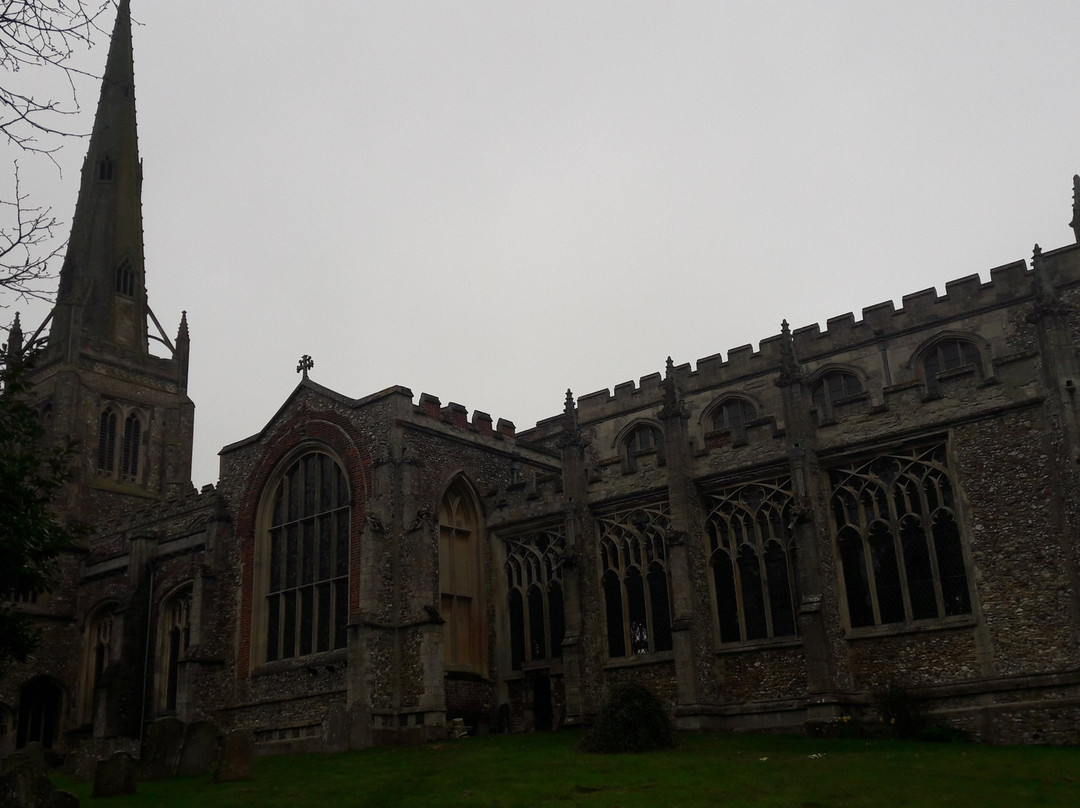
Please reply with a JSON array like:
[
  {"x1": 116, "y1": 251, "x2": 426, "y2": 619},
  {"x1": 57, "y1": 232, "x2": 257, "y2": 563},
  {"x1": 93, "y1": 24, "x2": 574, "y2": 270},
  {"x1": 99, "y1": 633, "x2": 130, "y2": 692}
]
[
  {"x1": 414, "y1": 392, "x2": 515, "y2": 438},
  {"x1": 557, "y1": 244, "x2": 1080, "y2": 427}
]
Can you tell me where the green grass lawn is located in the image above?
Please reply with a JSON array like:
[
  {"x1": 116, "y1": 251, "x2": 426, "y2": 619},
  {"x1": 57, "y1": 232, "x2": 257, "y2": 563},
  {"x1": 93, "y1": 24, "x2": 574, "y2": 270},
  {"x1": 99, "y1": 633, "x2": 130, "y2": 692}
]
[{"x1": 55, "y1": 731, "x2": 1080, "y2": 808}]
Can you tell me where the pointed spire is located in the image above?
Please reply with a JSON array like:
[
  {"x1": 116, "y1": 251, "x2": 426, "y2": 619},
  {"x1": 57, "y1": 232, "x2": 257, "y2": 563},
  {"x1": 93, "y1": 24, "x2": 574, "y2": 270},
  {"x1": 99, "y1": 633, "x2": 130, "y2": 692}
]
[
  {"x1": 1071, "y1": 175, "x2": 1079, "y2": 243},
  {"x1": 776, "y1": 319, "x2": 803, "y2": 388},
  {"x1": 48, "y1": 0, "x2": 148, "y2": 359},
  {"x1": 658, "y1": 356, "x2": 688, "y2": 421},
  {"x1": 9, "y1": 312, "x2": 23, "y2": 357},
  {"x1": 175, "y1": 310, "x2": 190, "y2": 390}
]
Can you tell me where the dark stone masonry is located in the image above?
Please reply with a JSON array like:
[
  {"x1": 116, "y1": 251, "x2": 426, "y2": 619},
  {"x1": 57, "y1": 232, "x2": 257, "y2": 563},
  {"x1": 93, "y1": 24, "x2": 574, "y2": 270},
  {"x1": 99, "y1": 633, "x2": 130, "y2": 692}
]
[{"x1": 4, "y1": 2, "x2": 1080, "y2": 770}]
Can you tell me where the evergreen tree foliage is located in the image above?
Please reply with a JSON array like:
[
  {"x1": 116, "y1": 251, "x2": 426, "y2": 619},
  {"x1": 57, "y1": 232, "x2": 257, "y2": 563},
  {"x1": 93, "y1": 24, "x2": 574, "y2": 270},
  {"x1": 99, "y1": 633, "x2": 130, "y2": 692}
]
[
  {"x1": 0, "y1": 343, "x2": 81, "y2": 670},
  {"x1": 581, "y1": 683, "x2": 676, "y2": 753}
]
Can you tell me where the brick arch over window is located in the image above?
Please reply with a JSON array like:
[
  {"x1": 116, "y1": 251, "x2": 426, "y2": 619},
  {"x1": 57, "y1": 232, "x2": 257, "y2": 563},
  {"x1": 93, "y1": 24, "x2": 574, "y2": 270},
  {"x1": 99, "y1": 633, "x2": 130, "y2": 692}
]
[
  {"x1": 236, "y1": 412, "x2": 371, "y2": 675},
  {"x1": 256, "y1": 447, "x2": 350, "y2": 664},
  {"x1": 596, "y1": 504, "x2": 673, "y2": 658},
  {"x1": 829, "y1": 442, "x2": 973, "y2": 630},
  {"x1": 439, "y1": 477, "x2": 486, "y2": 674}
]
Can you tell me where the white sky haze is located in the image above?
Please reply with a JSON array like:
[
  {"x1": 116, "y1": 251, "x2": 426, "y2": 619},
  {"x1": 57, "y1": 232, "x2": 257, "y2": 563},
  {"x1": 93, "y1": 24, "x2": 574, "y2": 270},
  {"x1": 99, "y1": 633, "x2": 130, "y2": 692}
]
[{"x1": 3, "y1": 1, "x2": 1080, "y2": 487}]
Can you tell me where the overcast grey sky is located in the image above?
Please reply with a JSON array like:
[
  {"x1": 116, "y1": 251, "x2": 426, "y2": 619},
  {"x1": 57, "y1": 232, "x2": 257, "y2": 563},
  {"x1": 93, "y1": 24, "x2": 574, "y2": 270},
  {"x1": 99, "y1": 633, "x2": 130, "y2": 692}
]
[{"x1": 4, "y1": 1, "x2": 1080, "y2": 487}]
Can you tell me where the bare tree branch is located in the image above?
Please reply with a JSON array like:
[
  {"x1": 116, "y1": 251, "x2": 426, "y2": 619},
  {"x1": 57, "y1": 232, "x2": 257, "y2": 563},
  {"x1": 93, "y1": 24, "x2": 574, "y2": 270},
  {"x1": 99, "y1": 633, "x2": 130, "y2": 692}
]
[
  {"x1": 0, "y1": 161, "x2": 64, "y2": 304},
  {"x1": 0, "y1": 1, "x2": 111, "y2": 152},
  {"x1": 0, "y1": 1, "x2": 111, "y2": 299}
]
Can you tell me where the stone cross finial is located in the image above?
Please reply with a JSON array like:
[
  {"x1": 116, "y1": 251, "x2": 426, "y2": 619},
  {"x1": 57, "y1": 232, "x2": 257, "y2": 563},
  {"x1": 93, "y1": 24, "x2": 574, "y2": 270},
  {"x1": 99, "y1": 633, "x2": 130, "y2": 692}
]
[{"x1": 296, "y1": 354, "x2": 314, "y2": 379}]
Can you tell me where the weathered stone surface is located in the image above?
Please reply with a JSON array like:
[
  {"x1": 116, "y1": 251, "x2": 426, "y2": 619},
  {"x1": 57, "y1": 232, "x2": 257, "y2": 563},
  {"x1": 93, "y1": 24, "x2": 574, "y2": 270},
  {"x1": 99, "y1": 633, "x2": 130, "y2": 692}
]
[
  {"x1": 92, "y1": 752, "x2": 137, "y2": 798},
  {"x1": 141, "y1": 717, "x2": 185, "y2": 779},
  {"x1": 0, "y1": 756, "x2": 79, "y2": 808},
  {"x1": 213, "y1": 730, "x2": 253, "y2": 782},
  {"x1": 177, "y1": 721, "x2": 219, "y2": 777}
]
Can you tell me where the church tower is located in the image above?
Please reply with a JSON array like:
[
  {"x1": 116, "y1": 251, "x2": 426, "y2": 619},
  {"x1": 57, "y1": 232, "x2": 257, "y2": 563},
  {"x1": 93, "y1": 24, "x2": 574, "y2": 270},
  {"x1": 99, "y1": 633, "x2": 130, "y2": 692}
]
[{"x1": 29, "y1": 0, "x2": 194, "y2": 520}]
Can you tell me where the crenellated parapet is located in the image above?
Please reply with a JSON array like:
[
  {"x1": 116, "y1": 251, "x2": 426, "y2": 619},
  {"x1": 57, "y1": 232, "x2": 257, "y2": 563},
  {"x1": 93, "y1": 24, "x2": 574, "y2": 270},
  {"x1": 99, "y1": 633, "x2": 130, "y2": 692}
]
[{"x1": 413, "y1": 392, "x2": 517, "y2": 439}]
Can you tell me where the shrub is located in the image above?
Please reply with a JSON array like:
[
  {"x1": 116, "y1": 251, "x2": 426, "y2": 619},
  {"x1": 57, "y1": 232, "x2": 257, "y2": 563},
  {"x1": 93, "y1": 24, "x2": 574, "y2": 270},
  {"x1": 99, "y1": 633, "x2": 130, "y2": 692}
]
[{"x1": 581, "y1": 683, "x2": 675, "y2": 753}]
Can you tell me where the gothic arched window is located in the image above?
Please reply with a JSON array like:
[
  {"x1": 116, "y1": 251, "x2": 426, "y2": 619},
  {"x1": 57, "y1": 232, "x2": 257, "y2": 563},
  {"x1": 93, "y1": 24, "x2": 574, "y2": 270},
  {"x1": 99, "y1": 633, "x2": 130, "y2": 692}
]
[
  {"x1": 812, "y1": 371, "x2": 863, "y2": 407},
  {"x1": 597, "y1": 505, "x2": 673, "y2": 658},
  {"x1": 621, "y1": 423, "x2": 664, "y2": 471},
  {"x1": 115, "y1": 258, "x2": 135, "y2": 297},
  {"x1": 81, "y1": 605, "x2": 117, "y2": 724},
  {"x1": 261, "y1": 450, "x2": 350, "y2": 663},
  {"x1": 921, "y1": 337, "x2": 985, "y2": 398},
  {"x1": 120, "y1": 413, "x2": 141, "y2": 481},
  {"x1": 504, "y1": 530, "x2": 565, "y2": 670},
  {"x1": 157, "y1": 587, "x2": 192, "y2": 714},
  {"x1": 440, "y1": 480, "x2": 486, "y2": 673},
  {"x1": 711, "y1": 398, "x2": 755, "y2": 431},
  {"x1": 96, "y1": 408, "x2": 118, "y2": 475},
  {"x1": 830, "y1": 443, "x2": 973, "y2": 630},
  {"x1": 704, "y1": 480, "x2": 798, "y2": 644}
]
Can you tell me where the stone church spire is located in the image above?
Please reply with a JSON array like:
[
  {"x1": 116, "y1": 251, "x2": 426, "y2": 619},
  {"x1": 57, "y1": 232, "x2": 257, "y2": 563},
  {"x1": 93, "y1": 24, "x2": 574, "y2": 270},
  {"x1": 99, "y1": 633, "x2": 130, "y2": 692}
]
[
  {"x1": 26, "y1": 0, "x2": 196, "y2": 513},
  {"x1": 48, "y1": 0, "x2": 147, "y2": 360}
]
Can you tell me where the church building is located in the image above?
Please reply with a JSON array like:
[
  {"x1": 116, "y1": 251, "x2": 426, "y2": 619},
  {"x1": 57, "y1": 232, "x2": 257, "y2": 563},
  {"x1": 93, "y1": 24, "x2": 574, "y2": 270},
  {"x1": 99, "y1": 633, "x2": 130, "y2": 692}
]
[{"x1": 3, "y1": 2, "x2": 1080, "y2": 757}]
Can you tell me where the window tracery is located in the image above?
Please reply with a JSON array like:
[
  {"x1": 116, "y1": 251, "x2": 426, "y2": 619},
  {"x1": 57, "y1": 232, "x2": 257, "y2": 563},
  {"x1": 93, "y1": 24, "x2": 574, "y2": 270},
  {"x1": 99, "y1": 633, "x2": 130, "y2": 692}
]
[
  {"x1": 81, "y1": 606, "x2": 116, "y2": 724},
  {"x1": 596, "y1": 505, "x2": 673, "y2": 658},
  {"x1": 158, "y1": 587, "x2": 192, "y2": 713},
  {"x1": 504, "y1": 529, "x2": 565, "y2": 670},
  {"x1": 704, "y1": 479, "x2": 798, "y2": 644},
  {"x1": 262, "y1": 450, "x2": 349, "y2": 663},
  {"x1": 830, "y1": 443, "x2": 972, "y2": 630}
]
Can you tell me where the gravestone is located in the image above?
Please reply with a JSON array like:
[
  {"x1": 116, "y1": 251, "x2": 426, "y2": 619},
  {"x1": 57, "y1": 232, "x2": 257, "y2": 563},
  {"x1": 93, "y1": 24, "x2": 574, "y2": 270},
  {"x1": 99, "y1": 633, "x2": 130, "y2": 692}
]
[
  {"x1": 141, "y1": 717, "x2": 185, "y2": 779},
  {"x1": 92, "y1": 752, "x2": 137, "y2": 797},
  {"x1": 213, "y1": 730, "x2": 254, "y2": 782},
  {"x1": 0, "y1": 755, "x2": 79, "y2": 807},
  {"x1": 177, "y1": 721, "x2": 219, "y2": 776}
]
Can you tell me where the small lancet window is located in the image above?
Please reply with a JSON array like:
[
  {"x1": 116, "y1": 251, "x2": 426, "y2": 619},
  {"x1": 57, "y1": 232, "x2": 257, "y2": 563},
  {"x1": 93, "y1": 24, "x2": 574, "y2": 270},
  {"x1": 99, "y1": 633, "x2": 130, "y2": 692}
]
[
  {"x1": 98, "y1": 157, "x2": 114, "y2": 181},
  {"x1": 120, "y1": 413, "x2": 141, "y2": 481},
  {"x1": 115, "y1": 259, "x2": 136, "y2": 297},
  {"x1": 96, "y1": 409, "x2": 118, "y2": 474}
]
